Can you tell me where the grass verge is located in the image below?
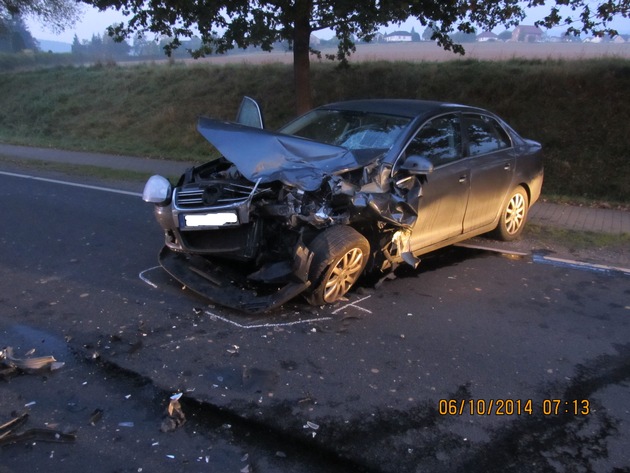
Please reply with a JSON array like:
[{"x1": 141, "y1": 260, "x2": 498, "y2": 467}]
[{"x1": 525, "y1": 224, "x2": 630, "y2": 251}]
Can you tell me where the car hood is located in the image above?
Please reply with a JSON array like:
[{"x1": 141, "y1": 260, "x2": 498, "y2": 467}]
[{"x1": 197, "y1": 117, "x2": 380, "y2": 191}]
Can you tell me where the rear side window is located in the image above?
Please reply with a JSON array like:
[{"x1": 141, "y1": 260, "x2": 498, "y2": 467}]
[
  {"x1": 465, "y1": 114, "x2": 511, "y2": 156},
  {"x1": 404, "y1": 114, "x2": 462, "y2": 166}
]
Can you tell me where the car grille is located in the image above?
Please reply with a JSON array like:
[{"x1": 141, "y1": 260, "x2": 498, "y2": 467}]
[{"x1": 174, "y1": 180, "x2": 265, "y2": 209}]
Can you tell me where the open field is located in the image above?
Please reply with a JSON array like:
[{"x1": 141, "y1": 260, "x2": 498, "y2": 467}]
[{"x1": 189, "y1": 41, "x2": 630, "y2": 65}]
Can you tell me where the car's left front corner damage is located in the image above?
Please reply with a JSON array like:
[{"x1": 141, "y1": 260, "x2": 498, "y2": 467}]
[{"x1": 143, "y1": 120, "x2": 425, "y2": 312}]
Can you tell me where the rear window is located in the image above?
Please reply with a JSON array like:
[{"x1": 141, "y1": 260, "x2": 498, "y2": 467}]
[{"x1": 465, "y1": 114, "x2": 512, "y2": 156}]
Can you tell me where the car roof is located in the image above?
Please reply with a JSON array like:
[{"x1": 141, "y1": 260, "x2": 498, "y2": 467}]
[{"x1": 318, "y1": 99, "x2": 481, "y2": 119}]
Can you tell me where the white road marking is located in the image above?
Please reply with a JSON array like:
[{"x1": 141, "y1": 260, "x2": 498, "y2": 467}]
[
  {"x1": 532, "y1": 254, "x2": 630, "y2": 276},
  {"x1": 0, "y1": 170, "x2": 142, "y2": 197}
]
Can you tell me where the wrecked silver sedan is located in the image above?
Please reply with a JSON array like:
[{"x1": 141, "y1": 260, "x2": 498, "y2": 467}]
[{"x1": 143, "y1": 98, "x2": 543, "y2": 312}]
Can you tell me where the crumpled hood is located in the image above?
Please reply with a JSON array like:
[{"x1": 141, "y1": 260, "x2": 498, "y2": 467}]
[{"x1": 197, "y1": 117, "x2": 376, "y2": 191}]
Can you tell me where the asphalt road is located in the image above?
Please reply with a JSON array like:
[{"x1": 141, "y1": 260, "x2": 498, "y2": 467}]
[
  {"x1": 0, "y1": 171, "x2": 354, "y2": 473},
  {"x1": 1, "y1": 168, "x2": 629, "y2": 472}
]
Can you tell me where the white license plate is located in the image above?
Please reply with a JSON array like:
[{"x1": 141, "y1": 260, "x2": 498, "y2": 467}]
[{"x1": 181, "y1": 212, "x2": 238, "y2": 228}]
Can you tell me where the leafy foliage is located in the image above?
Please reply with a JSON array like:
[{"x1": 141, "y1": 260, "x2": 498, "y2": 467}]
[
  {"x1": 71, "y1": 32, "x2": 131, "y2": 61},
  {"x1": 86, "y1": 0, "x2": 629, "y2": 57},
  {"x1": 81, "y1": 0, "x2": 629, "y2": 113},
  {"x1": 0, "y1": 13, "x2": 36, "y2": 52},
  {"x1": 1, "y1": 0, "x2": 80, "y2": 32}
]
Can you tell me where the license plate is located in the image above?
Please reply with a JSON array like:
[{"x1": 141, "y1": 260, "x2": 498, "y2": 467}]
[{"x1": 180, "y1": 212, "x2": 238, "y2": 228}]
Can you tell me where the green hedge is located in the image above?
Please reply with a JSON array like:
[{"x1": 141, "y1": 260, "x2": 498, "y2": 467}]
[{"x1": 0, "y1": 59, "x2": 628, "y2": 201}]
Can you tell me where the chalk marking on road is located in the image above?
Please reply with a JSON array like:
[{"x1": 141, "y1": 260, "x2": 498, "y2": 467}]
[
  {"x1": 158, "y1": 336, "x2": 199, "y2": 349},
  {"x1": 532, "y1": 254, "x2": 630, "y2": 276},
  {"x1": 205, "y1": 311, "x2": 332, "y2": 329},
  {"x1": 139, "y1": 266, "x2": 334, "y2": 327},
  {"x1": 331, "y1": 295, "x2": 373, "y2": 315},
  {"x1": 0, "y1": 170, "x2": 142, "y2": 197},
  {"x1": 139, "y1": 266, "x2": 161, "y2": 289},
  {"x1": 140, "y1": 266, "x2": 370, "y2": 326}
]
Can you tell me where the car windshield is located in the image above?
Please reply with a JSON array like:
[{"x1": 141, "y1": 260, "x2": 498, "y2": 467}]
[{"x1": 280, "y1": 109, "x2": 411, "y2": 150}]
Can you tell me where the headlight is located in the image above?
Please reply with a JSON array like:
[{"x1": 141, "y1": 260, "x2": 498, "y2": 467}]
[{"x1": 142, "y1": 175, "x2": 172, "y2": 205}]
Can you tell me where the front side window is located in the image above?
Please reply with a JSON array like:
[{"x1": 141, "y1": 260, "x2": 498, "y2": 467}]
[
  {"x1": 403, "y1": 114, "x2": 462, "y2": 166},
  {"x1": 465, "y1": 114, "x2": 511, "y2": 156},
  {"x1": 280, "y1": 110, "x2": 411, "y2": 151}
]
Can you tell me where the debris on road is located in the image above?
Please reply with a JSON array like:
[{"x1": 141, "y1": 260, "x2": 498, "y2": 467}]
[
  {"x1": 160, "y1": 392, "x2": 186, "y2": 433},
  {"x1": 0, "y1": 412, "x2": 76, "y2": 446},
  {"x1": 88, "y1": 408, "x2": 104, "y2": 426},
  {"x1": 303, "y1": 420, "x2": 320, "y2": 438},
  {"x1": 0, "y1": 346, "x2": 65, "y2": 379}
]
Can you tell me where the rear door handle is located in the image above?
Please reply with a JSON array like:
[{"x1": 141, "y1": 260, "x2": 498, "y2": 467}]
[{"x1": 458, "y1": 175, "x2": 467, "y2": 183}]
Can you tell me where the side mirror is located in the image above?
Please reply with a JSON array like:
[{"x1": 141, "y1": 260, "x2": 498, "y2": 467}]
[
  {"x1": 143, "y1": 175, "x2": 172, "y2": 205},
  {"x1": 399, "y1": 155, "x2": 434, "y2": 175},
  {"x1": 236, "y1": 96, "x2": 264, "y2": 129}
]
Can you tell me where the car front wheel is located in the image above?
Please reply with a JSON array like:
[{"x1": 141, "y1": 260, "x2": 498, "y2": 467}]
[
  {"x1": 493, "y1": 186, "x2": 529, "y2": 241},
  {"x1": 305, "y1": 226, "x2": 370, "y2": 306}
]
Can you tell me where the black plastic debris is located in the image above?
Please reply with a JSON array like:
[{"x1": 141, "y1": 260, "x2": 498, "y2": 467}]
[
  {"x1": 0, "y1": 413, "x2": 76, "y2": 446},
  {"x1": 88, "y1": 409, "x2": 104, "y2": 426}
]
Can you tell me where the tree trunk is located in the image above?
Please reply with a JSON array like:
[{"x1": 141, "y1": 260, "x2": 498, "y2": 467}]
[{"x1": 293, "y1": 0, "x2": 312, "y2": 115}]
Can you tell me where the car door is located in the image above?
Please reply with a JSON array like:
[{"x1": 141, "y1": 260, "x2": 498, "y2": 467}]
[
  {"x1": 462, "y1": 114, "x2": 515, "y2": 233},
  {"x1": 397, "y1": 114, "x2": 470, "y2": 250},
  {"x1": 235, "y1": 96, "x2": 264, "y2": 128}
]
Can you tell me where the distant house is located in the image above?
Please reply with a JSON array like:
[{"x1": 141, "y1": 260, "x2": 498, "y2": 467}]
[
  {"x1": 477, "y1": 31, "x2": 499, "y2": 42},
  {"x1": 548, "y1": 34, "x2": 580, "y2": 43},
  {"x1": 385, "y1": 31, "x2": 413, "y2": 42},
  {"x1": 512, "y1": 25, "x2": 544, "y2": 42},
  {"x1": 584, "y1": 34, "x2": 620, "y2": 43}
]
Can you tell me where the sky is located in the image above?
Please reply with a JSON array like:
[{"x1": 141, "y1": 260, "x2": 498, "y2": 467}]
[
  {"x1": 27, "y1": 7, "x2": 127, "y2": 43},
  {"x1": 26, "y1": 5, "x2": 630, "y2": 44}
]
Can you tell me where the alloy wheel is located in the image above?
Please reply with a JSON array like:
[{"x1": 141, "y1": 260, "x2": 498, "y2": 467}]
[
  {"x1": 323, "y1": 248, "x2": 365, "y2": 303},
  {"x1": 505, "y1": 192, "x2": 526, "y2": 235}
]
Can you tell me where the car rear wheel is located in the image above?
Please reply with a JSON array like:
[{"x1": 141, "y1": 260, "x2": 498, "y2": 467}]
[
  {"x1": 493, "y1": 186, "x2": 529, "y2": 241},
  {"x1": 305, "y1": 226, "x2": 370, "y2": 306}
]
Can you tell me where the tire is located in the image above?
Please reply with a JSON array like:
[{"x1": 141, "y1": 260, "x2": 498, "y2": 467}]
[
  {"x1": 305, "y1": 226, "x2": 370, "y2": 306},
  {"x1": 493, "y1": 186, "x2": 529, "y2": 241}
]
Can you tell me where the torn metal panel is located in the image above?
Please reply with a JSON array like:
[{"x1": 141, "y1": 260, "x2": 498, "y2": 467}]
[
  {"x1": 392, "y1": 229, "x2": 420, "y2": 267},
  {"x1": 352, "y1": 173, "x2": 423, "y2": 228}
]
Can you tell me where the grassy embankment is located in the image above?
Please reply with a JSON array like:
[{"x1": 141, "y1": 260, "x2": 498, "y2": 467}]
[{"x1": 0, "y1": 58, "x2": 629, "y2": 202}]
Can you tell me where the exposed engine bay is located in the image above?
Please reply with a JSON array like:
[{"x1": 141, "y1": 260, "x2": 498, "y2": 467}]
[{"x1": 155, "y1": 154, "x2": 423, "y2": 299}]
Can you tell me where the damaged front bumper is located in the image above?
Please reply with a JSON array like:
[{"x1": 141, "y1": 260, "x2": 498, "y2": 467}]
[{"x1": 158, "y1": 244, "x2": 313, "y2": 313}]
